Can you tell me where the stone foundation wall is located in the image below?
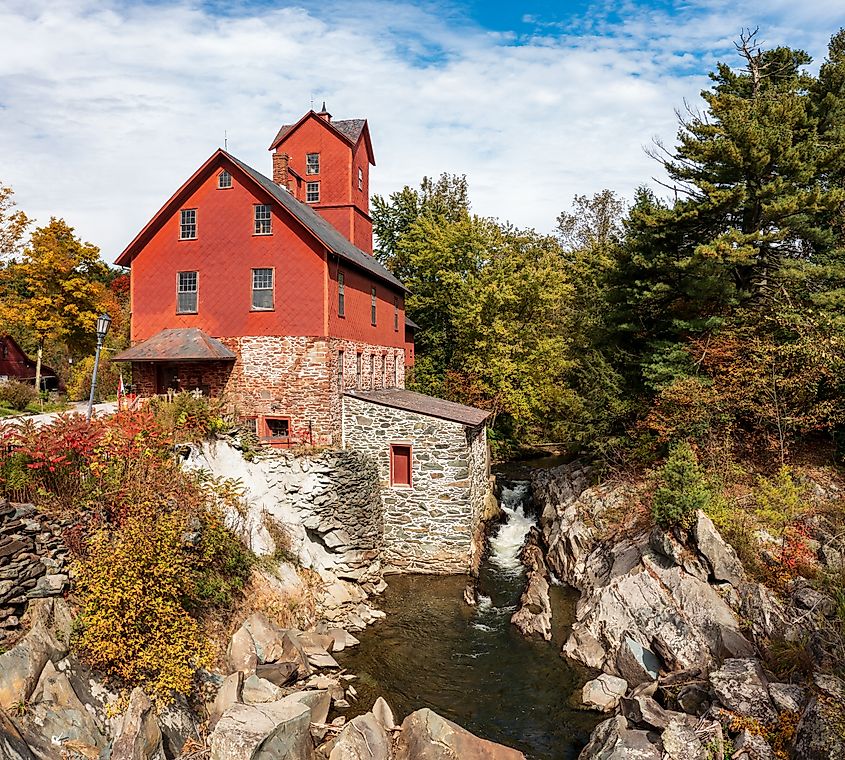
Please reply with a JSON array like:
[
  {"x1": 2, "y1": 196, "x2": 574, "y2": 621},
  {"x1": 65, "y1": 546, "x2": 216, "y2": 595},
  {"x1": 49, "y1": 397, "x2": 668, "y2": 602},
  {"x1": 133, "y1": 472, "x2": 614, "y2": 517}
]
[
  {"x1": 187, "y1": 442, "x2": 383, "y2": 582},
  {"x1": 133, "y1": 336, "x2": 407, "y2": 447},
  {"x1": 341, "y1": 396, "x2": 488, "y2": 574},
  {"x1": 0, "y1": 499, "x2": 69, "y2": 646}
]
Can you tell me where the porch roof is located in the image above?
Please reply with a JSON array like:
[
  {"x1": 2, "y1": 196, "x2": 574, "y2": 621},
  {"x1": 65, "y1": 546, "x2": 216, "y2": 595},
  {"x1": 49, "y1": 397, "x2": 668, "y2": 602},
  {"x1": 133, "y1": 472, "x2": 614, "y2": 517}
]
[{"x1": 111, "y1": 328, "x2": 236, "y2": 363}]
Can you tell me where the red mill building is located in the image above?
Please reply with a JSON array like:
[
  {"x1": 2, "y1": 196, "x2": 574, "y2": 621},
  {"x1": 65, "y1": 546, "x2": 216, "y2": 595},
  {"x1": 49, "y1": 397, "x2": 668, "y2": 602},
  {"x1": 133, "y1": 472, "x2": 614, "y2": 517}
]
[{"x1": 113, "y1": 106, "x2": 493, "y2": 573}]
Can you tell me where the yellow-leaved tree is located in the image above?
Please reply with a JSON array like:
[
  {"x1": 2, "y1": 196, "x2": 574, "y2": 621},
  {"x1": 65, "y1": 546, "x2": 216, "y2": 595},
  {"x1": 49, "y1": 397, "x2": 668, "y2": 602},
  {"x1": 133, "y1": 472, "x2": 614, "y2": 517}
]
[{"x1": 0, "y1": 218, "x2": 111, "y2": 391}]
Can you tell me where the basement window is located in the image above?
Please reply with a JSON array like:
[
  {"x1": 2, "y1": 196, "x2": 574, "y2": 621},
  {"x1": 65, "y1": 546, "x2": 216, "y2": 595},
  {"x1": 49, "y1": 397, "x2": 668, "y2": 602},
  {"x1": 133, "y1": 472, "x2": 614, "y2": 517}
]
[
  {"x1": 218, "y1": 170, "x2": 232, "y2": 189},
  {"x1": 306, "y1": 153, "x2": 320, "y2": 175},
  {"x1": 306, "y1": 182, "x2": 320, "y2": 203},
  {"x1": 390, "y1": 444, "x2": 412, "y2": 487},
  {"x1": 262, "y1": 416, "x2": 291, "y2": 444}
]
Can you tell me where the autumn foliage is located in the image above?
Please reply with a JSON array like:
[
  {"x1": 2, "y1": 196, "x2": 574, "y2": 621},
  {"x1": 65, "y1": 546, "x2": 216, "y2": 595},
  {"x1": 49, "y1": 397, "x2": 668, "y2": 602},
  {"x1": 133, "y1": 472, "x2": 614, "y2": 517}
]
[{"x1": 0, "y1": 410, "x2": 253, "y2": 695}]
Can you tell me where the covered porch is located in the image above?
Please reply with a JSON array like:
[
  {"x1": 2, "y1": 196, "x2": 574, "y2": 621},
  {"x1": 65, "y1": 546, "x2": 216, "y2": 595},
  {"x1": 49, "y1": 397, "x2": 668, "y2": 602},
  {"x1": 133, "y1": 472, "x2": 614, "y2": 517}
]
[{"x1": 112, "y1": 328, "x2": 236, "y2": 397}]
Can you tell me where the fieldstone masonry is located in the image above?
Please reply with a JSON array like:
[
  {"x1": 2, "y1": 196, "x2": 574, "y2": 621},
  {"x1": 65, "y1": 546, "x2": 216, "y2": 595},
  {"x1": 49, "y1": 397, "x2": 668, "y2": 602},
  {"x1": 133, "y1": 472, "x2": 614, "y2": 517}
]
[
  {"x1": 342, "y1": 396, "x2": 489, "y2": 574},
  {"x1": 0, "y1": 498, "x2": 69, "y2": 646}
]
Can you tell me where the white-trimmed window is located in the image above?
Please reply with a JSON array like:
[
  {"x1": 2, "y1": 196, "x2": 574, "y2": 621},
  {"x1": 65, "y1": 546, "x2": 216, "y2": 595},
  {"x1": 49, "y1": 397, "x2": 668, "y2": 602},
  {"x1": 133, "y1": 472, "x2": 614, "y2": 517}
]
[
  {"x1": 338, "y1": 272, "x2": 345, "y2": 317},
  {"x1": 252, "y1": 268, "x2": 274, "y2": 310},
  {"x1": 358, "y1": 167, "x2": 363, "y2": 191},
  {"x1": 306, "y1": 182, "x2": 320, "y2": 203},
  {"x1": 306, "y1": 153, "x2": 320, "y2": 175},
  {"x1": 179, "y1": 209, "x2": 196, "y2": 240},
  {"x1": 177, "y1": 271, "x2": 198, "y2": 313},
  {"x1": 254, "y1": 204, "x2": 272, "y2": 235},
  {"x1": 218, "y1": 170, "x2": 232, "y2": 189},
  {"x1": 371, "y1": 286, "x2": 377, "y2": 326}
]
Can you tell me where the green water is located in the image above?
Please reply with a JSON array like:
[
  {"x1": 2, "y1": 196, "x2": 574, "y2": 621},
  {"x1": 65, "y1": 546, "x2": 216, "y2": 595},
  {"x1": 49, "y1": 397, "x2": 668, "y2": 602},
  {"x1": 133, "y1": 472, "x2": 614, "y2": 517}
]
[{"x1": 335, "y1": 569, "x2": 600, "y2": 759}]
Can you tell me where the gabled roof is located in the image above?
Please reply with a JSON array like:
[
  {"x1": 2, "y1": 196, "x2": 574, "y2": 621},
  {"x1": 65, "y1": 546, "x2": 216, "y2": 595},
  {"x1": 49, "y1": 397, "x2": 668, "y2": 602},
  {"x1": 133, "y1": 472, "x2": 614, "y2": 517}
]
[
  {"x1": 405, "y1": 316, "x2": 420, "y2": 331},
  {"x1": 268, "y1": 111, "x2": 375, "y2": 165},
  {"x1": 112, "y1": 328, "x2": 236, "y2": 362},
  {"x1": 0, "y1": 335, "x2": 57, "y2": 380},
  {"x1": 114, "y1": 149, "x2": 405, "y2": 292},
  {"x1": 344, "y1": 388, "x2": 491, "y2": 428}
]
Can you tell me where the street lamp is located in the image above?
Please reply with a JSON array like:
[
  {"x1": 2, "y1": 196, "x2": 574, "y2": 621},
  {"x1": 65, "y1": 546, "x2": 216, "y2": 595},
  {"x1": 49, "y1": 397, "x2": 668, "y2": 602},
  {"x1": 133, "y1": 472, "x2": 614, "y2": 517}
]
[{"x1": 86, "y1": 313, "x2": 112, "y2": 422}]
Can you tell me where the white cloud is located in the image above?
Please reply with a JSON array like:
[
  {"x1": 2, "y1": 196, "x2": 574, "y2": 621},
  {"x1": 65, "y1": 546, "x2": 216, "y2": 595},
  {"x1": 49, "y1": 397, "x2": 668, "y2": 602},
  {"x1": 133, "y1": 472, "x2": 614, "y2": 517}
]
[{"x1": 0, "y1": 0, "x2": 838, "y2": 258}]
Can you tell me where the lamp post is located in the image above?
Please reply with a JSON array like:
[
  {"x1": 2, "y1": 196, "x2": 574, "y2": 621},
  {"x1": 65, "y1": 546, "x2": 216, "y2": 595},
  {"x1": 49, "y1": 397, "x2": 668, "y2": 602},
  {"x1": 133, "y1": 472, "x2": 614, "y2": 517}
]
[{"x1": 86, "y1": 313, "x2": 112, "y2": 422}]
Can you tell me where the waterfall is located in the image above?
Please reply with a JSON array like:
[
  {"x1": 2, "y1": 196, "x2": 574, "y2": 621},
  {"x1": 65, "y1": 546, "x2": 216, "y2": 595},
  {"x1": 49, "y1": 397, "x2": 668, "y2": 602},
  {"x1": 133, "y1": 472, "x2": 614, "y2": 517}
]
[{"x1": 488, "y1": 481, "x2": 536, "y2": 574}]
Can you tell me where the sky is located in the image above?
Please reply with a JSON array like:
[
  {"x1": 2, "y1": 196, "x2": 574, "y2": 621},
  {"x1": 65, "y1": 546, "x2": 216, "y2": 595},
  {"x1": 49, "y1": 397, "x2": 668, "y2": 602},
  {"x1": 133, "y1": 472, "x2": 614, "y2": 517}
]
[{"x1": 0, "y1": 0, "x2": 842, "y2": 261}]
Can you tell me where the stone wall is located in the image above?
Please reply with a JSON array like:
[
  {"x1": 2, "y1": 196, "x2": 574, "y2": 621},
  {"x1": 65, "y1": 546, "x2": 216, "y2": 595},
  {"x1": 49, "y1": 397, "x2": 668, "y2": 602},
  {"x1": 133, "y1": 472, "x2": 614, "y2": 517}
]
[
  {"x1": 0, "y1": 499, "x2": 69, "y2": 646},
  {"x1": 342, "y1": 396, "x2": 489, "y2": 574},
  {"x1": 186, "y1": 442, "x2": 383, "y2": 582},
  {"x1": 133, "y1": 336, "x2": 406, "y2": 447}
]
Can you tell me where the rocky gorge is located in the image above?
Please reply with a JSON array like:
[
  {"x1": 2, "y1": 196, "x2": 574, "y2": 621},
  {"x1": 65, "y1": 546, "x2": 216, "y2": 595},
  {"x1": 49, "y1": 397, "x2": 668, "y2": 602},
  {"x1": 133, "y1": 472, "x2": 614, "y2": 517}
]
[{"x1": 509, "y1": 462, "x2": 845, "y2": 759}]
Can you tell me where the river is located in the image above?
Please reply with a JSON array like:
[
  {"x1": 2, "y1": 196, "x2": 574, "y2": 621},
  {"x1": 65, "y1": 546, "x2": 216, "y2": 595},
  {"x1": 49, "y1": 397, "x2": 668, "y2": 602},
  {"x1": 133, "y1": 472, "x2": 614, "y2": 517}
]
[{"x1": 335, "y1": 479, "x2": 601, "y2": 759}]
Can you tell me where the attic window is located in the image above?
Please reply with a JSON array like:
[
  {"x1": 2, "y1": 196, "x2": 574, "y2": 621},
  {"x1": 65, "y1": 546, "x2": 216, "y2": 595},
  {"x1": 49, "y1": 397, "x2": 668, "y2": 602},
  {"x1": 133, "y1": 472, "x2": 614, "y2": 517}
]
[
  {"x1": 218, "y1": 170, "x2": 232, "y2": 189},
  {"x1": 179, "y1": 209, "x2": 196, "y2": 240},
  {"x1": 254, "y1": 204, "x2": 272, "y2": 235},
  {"x1": 306, "y1": 153, "x2": 320, "y2": 175},
  {"x1": 306, "y1": 182, "x2": 320, "y2": 203}
]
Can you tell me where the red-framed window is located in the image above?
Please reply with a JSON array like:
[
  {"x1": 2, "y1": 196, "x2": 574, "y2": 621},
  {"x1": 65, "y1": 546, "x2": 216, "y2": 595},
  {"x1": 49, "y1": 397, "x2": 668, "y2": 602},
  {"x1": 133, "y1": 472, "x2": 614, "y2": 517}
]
[
  {"x1": 260, "y1": 416, "x2": 291, "y2": 446},
  {"x1": 390, "y1": 444, "x2": 412, "y2": 487}
]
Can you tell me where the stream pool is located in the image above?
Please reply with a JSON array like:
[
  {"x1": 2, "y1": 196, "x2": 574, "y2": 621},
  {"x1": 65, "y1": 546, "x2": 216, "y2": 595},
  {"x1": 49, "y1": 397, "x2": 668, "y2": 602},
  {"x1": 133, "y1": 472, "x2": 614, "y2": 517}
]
[{"x1": 335, "y1": 481, "x2": 601, "y2": 759}]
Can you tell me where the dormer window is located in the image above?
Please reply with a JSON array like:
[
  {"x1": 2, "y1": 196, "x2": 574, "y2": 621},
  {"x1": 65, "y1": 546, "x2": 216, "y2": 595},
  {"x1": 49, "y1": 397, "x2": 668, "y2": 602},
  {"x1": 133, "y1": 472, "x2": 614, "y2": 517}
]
[
  {"x1": 358, "y1": 167, "x2": 363, "y2": 191},
  {"x1": 179, "y1": 209, "x2": 196, "y2": 240},
  {"x1": 306, "y1": 153, "x2": 320, "y2": 175},
  {"x1": 218, "y1": 170, "x2": 232, "y2": 189},
  {"x1": 306, "y1": 182, "x2": 320, "y2": 203}
]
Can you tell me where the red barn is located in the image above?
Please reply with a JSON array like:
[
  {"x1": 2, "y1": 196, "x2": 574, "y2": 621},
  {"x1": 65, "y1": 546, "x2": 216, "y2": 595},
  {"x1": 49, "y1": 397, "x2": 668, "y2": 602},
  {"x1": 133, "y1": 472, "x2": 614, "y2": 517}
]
[
  {"x1": 0, "y1": 336, "x2": 58, "y2": 390},
  {"x1": 113, "y1": 108, "x2": 413, "y2": 446}
]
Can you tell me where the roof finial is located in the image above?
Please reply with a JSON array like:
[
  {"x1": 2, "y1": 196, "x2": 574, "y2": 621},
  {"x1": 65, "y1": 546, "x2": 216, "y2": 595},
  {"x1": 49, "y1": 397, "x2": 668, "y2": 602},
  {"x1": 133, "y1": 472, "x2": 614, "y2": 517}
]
[
  {"x1": 321, "y1": 100, "x2": 327, "y2": 112},
  {"x1": 317, "y1": 101, "x2": 331, "y2": 122}
]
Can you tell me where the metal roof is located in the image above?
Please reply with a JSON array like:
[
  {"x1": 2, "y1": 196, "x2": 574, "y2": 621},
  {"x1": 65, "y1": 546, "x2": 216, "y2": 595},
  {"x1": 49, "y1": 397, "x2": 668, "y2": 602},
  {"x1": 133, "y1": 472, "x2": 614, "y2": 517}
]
[
  {"x1": 270, "y1": 117, "x2": 367, "y2": 151},
  {"x1": 405, "y1": 316, "x2": 420, "y2": 330},
  {"x1": 112, "y1": 328, "x2": 236, "y2": 363},
  {"x1": 225, "y1": 152, "x2": 406, "y2": 292},
  {"x1": 345, "y1": 388, "x2": 490, "y2": 427}
]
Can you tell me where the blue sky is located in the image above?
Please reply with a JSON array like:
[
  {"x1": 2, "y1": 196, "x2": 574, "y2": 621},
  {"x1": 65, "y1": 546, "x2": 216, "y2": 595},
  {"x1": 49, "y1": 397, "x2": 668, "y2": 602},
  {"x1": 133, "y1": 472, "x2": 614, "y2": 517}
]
[{"x1": 0, "y1": 0, "x2": 842, "y2": 259}]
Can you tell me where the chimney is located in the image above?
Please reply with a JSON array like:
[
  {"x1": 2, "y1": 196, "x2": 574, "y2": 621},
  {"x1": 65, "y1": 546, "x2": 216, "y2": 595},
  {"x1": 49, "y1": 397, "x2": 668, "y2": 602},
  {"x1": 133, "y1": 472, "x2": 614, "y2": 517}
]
[
  {"x1": 272, "y1": 152, "x2": 290, "y2": 190},
  {"x1": 317, "y1": 101, "x2": 332, "y2": 122}
]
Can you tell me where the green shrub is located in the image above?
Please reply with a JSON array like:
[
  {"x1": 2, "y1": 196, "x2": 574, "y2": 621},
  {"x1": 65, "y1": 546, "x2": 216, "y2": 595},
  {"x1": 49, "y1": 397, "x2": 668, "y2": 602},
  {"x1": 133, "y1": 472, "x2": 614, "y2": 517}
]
[
  {"x1": 652, "y1": 441, "x2": 713, "y2": 529},
  {"x1": 0, "y1": 380, "x2": 38, "y2": 411},
  {"x1": 147, "y1": 392, "x2": 227, "y2": 442}
]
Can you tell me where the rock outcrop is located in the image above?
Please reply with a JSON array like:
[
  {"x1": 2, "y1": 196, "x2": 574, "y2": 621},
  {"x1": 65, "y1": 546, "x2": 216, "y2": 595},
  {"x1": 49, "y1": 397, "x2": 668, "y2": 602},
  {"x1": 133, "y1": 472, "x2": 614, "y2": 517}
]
[{"x1": 529, "y1": 462, "x2": 844, "y2": 760}]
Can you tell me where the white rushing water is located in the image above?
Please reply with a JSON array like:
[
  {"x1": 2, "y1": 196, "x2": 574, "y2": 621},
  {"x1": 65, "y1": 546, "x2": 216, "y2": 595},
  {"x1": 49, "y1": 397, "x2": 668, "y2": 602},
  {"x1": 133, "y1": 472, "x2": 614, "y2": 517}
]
[{"x1": 488, "y1": 481, "x2": 536, "y2": 574}]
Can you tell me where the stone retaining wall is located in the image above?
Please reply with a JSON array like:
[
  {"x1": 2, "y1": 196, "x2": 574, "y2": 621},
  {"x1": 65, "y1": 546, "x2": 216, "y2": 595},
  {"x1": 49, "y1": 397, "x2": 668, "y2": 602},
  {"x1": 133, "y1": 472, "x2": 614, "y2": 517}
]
[
  {"x1": 0, "y1": 498, "x2": 69, "y2": 646},
  {"x1": 187, "y1": 442, "x2": 383, "y2": 582}
]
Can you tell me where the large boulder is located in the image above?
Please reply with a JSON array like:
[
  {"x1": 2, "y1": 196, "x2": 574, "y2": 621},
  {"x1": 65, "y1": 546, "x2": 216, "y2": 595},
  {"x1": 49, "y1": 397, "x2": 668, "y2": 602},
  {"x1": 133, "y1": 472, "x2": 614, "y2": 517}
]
[
  {"x1": 692, "y1": 511, "x2": 744, "y2": 586},
  {"x1": 328, "y1": 712, "x2": 392, "y2": 759},
  {"x1": 0, "y1": 624, "x2": 65, "y2": 709},
  {"x1": 577, "y1": 715, "x2": 661, "y2": 759},
  {"x1": 792, "y1": 674, "x2": 845, "y2": 760},
  {"x1": 25, "y1": 659, "x2": 107, "y2": 758},
  {"x1": 210, "y1": 700, "x2": 314, "y2": 760},
  {"x1": 111, "y1": 687, "x2": 166, "y2": 760},
  {"x1": 0, "y1": 711, "x2": 36, "y2": 760},
  {"x1": 510, "y1": 573, "x2": 552, "y2": 641},
  {"x1": 582, "y1": 675, "x2": 628, "y2": 712},
  {"x1": 227, "y1": 614, "x2": 311, "y2": 680},
  {"x1": 708, "y1": 659, "x2": 776, "y2": 724},
  {"x1": 395, "y1": 708, "x2": 525, "y2": 760},
  {"x1": 157, "y1": 694, "x2": 199, "y2": 760}
]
